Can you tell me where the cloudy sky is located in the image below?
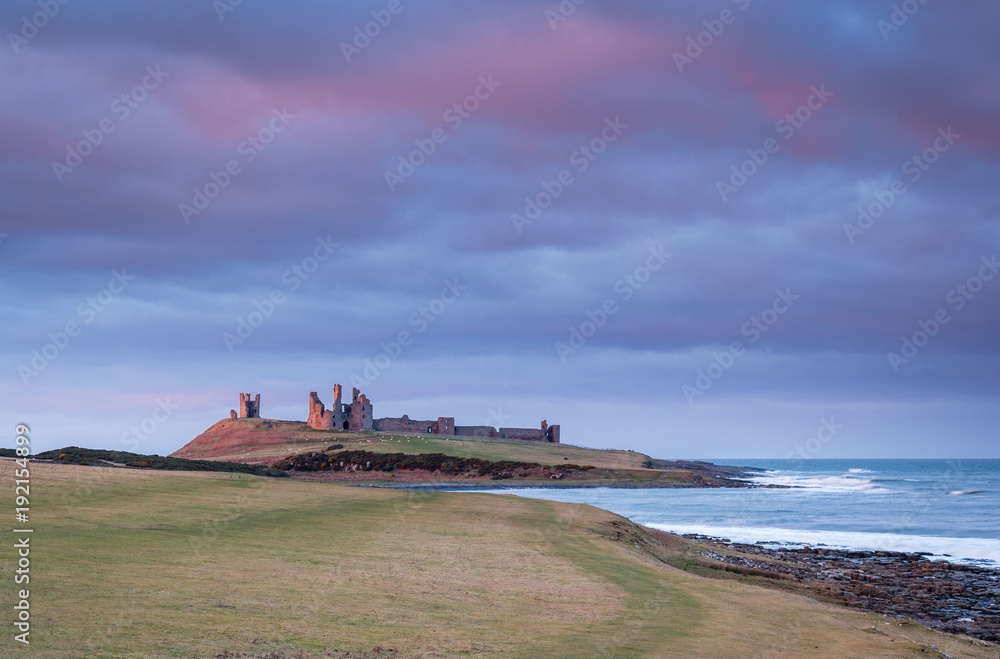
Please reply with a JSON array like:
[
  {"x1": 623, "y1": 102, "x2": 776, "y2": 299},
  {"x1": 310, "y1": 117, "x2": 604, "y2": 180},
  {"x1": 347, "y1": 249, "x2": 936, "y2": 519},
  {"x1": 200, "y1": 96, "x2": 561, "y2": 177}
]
[{"x1": 2, "y1": 1, "x2": 998, "y2": 459}]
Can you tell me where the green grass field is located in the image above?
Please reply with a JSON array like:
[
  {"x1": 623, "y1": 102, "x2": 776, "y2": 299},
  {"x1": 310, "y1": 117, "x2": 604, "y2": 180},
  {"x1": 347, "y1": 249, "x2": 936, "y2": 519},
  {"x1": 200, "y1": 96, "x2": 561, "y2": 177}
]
[{"x1": 2, "y1": 458, "x2": 993, "y2": 658}]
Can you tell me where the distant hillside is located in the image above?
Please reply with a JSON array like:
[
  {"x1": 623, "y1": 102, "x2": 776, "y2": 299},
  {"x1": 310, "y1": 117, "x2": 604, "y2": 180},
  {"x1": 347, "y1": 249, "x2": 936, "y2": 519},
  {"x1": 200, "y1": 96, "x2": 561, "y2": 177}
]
[
  {"x1": 171, "y1": 417, "x2": 656, "y2": 470},
  {"x1": 171, "y1": 418, "x2": 756, "y2": 488},
  {"x1": 171, "y1": 418, "x2": 317, "y2": 462}
]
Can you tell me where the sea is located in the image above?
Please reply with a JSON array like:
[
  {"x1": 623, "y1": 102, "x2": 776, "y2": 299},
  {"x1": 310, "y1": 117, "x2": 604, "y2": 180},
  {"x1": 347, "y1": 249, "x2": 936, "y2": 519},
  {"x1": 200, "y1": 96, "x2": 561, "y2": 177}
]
[{"x1": 468, "y1": 459, "x2": 1000, "y2": 568}]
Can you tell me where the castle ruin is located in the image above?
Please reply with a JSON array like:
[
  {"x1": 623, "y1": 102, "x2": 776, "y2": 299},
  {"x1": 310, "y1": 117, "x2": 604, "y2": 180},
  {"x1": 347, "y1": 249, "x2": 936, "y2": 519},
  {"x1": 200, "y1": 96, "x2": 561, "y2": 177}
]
[
  {"x1": 305, "y1": 386, "x2": 559, "y2": 443},
  {"x1": 239, "y1": 393, "x2": 260, "y2": 418},
  {"x1": 232, "y1": 387, "x2": 558, "y2": 443},
  {"x1": 307, "y1": 385, "x2": 372, "y2": 431}
]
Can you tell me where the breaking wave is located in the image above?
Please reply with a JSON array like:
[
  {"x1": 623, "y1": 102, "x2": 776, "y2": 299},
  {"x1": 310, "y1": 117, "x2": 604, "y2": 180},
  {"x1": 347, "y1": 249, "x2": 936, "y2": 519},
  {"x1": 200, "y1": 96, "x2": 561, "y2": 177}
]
[{"x1": 749, "y1": 471, "x2": 890, "y2": 493}]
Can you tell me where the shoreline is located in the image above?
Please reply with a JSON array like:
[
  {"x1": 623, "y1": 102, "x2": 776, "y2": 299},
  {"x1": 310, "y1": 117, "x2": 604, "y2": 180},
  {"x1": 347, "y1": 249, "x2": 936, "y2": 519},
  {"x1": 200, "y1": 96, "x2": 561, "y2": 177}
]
[
  {"x1": 382, "y1": 480, "x2": 1000, "y2": 643},
  {"x1": 281, "y1": 462, "x2": 1000, "y2": 644},
  {"x1": 684, "y1": 534, "x2": 1000, "y2": 643}
]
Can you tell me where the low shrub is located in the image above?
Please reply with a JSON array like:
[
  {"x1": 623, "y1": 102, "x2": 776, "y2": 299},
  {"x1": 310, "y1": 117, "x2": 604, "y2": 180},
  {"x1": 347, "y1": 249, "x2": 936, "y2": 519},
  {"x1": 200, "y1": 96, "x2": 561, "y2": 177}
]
[
  {"x1": 34, "y1": 447, "x2": 289, "y2": 478},
  {"x1": 272, "y1": 450, "x2": 585, "y2": 479}
]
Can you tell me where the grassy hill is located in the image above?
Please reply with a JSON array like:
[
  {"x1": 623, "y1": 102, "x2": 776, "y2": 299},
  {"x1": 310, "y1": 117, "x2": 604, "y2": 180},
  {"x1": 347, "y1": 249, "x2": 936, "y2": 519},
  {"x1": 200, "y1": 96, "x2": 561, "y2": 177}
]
[
  {"x1": 3, "y1": 458, "x2": 992, "y2": 658},
  {"x1": 170, "y1": 418, "x2": 745, "y2": 487},
  {"x1": 171, "y1": 418, "x2": 653, "y2": 469}
]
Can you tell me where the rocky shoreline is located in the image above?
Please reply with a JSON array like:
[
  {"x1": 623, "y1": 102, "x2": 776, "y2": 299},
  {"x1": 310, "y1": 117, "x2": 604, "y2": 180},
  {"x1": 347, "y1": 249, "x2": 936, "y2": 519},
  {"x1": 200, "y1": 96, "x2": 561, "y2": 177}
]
[
  {"x1": 686, "y1": 535, "x2": 1000, "y2": 643},
  {"x1": 643, "y1": 458, "x2": 766, "y2": 481}
]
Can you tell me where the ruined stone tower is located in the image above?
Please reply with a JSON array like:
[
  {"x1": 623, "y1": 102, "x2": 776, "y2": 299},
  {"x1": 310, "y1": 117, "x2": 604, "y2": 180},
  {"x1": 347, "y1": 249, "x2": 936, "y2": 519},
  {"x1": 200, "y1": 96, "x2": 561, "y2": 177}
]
[
  {"x1": 307, "y1": 385, "x2": 358, "y2": 430},
  {"x1": 332, "y1": 384, "x2": 344, "y2": 429},
  {"x1": 546, "y1": 424, "x2": 560, "y2": 444},
  {"x1": 349, "y1": 387, "x2": 373, "y2": 431},
  {"x1": 239, "y1": 393, "x2": 260, "y2": 418}
]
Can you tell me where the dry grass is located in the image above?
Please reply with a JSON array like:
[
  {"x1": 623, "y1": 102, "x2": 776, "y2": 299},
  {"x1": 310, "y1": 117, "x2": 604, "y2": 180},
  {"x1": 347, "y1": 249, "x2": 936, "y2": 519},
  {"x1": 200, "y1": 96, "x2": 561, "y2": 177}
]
[{"x1": 0, "y1": 458, "x2": 993, "y2": 658}]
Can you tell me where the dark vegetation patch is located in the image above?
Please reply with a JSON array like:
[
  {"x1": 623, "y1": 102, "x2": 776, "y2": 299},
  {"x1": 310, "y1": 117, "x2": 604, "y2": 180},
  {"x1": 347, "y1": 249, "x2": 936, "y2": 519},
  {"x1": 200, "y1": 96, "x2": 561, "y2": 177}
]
[
  {"x1": 30, "y1": 446, "x2": 288, "y2": 478},
  {"x1": 274, "y1": 449, "x2": 594, "y2": 480},
  {"x1": 692, "y1": 557, "x2": 794, "y2": 580}
]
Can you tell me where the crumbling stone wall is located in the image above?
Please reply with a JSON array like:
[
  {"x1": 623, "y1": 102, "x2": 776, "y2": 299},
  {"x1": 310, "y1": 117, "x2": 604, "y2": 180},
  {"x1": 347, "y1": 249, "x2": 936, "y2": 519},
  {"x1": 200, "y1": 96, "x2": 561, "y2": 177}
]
[
  {"x1": 498, "y1": 421, "x2": 560, "y2": 443},
  {"x1": 374, "y1": 415, "x2": 432, "y2": 433},
  {"x1": 374, "y1": 415, "x2": 455, "y2": 434},
  {"x1": 308, "y1": 392, "x2": 335, "y2": 430},
  {"x1": 499, "y1": 427, "x2": 546, "y2": 441},
  {"x1": 239, "y1": 393, "x2": 260, "y2": 418},
  {"x1": 454, "y1": 426, "x2": 496, "y2": 438}
]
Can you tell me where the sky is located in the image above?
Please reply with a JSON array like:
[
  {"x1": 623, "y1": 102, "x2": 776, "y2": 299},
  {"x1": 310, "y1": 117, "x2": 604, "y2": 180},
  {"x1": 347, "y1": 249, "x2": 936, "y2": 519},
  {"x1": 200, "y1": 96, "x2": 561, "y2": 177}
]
[{"x1": 1, "y1": 0, "x2": 998, "y2": 460}]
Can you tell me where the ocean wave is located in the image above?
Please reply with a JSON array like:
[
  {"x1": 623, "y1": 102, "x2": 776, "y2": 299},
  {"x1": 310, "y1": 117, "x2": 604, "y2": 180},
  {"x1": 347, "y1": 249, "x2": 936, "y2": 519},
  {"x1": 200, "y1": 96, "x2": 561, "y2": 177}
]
[
  {"x1": 948, "y1": 490, "x2": 985, "y2": 495},
  {"x1": 749, "y1": 473, "x2": 891, "y2": 493},
  {"x1": 848, "y1": 468, "x2": 873, "y2": 474},
  {"x1": 645, "y1": 522, "x2": 1000, "y2": 566}
]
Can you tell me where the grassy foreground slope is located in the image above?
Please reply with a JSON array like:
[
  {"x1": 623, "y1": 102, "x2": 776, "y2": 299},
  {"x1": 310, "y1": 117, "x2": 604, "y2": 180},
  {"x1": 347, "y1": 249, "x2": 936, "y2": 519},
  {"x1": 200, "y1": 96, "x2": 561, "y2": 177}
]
[
  {"x1": 2, "y1": 459, "x2": 991, "y2": 658},
  {"x1": 172, "y1": 418, "x2": 654, "y2": 470}
]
